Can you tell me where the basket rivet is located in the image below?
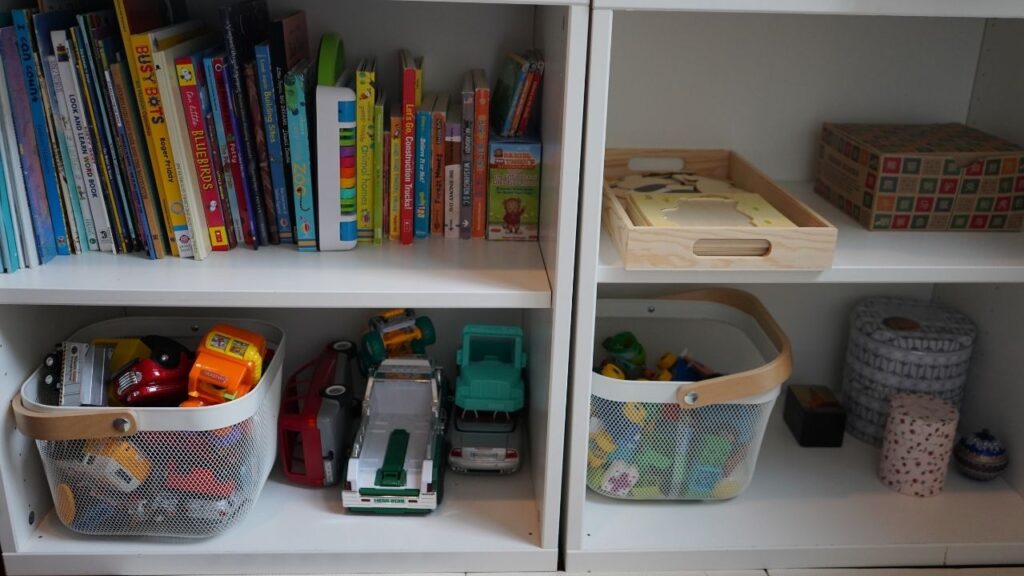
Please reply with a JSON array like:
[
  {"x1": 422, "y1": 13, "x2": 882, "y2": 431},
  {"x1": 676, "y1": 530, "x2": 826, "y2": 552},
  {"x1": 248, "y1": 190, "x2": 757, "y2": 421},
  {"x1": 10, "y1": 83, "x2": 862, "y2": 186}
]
[
  {"x1": 683, "y1": 392, "x2": 699, "y2": 405},
  {"x1": 113, "y1": 418, "x2": 131, "y2": 433},
  {"x1": 647, "y1": 306, "x2": 656, "y2": 314}
]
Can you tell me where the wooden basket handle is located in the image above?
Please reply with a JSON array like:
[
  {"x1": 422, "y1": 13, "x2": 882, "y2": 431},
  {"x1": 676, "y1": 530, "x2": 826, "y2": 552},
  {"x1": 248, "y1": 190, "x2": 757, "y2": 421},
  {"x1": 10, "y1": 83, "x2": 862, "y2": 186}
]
[
  {"x1": 11, "y1": 393, "x2": 139, "y2": 441},
  {"x1": 660, "y1": 289, "x2": 792, "y2": 409}
]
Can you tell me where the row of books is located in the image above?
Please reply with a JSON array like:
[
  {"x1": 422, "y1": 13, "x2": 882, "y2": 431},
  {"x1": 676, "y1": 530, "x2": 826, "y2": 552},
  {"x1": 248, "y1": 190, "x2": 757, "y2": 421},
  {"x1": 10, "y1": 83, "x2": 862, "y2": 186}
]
[{"x1": 0, "y1": 0, "x2": 544, "y2": 274}]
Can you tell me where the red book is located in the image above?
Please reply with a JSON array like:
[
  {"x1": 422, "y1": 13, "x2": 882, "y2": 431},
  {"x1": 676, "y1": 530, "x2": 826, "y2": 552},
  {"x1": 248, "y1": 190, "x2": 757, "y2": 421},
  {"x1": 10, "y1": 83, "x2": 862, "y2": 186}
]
[
  {"x1": 471, "y1": 68, "x2": 489, "y2": 238},
  {"x1": 517, "y1": 51, "x2": 544, "y2": 136},
  {"x1": 430, "y1": 94, "x2": 448, "y2": 236},
  {"x1": 211, "y1": 55, "x2": 257, "y2": 247},
  {"x1": 399, "y1": 49, "x2": 422, "y2": 245},
  {"x1": 176, "y1": 54, "x2": 232, "y2": 251}
]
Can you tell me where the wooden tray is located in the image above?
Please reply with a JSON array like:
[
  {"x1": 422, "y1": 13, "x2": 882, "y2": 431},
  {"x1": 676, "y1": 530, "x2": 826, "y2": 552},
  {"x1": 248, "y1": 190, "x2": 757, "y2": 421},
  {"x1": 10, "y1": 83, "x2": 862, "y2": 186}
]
[{"x1": 603, "y1": 149, "x2": 837, "y2": 270}]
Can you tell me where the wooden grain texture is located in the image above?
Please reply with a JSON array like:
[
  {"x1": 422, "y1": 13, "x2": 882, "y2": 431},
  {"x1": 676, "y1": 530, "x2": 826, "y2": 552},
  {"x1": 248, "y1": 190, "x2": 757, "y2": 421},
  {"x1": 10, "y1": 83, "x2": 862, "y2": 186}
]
[
  {"x1": 663, "y1": 289, "x2": 792, "y2": 408},
  {"x1": 11, "y1": 394, "x2": 138, "y2": 441},
  {"x1": 603, "y1": 148, "x2": 837, "y2": 270}
]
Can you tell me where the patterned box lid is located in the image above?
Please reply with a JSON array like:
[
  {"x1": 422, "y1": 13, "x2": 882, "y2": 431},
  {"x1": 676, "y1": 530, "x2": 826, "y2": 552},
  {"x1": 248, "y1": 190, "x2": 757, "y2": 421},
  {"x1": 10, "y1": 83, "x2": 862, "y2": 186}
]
[{"x1": 827, "y1": 123, "x2": 1023, "y2": 155}]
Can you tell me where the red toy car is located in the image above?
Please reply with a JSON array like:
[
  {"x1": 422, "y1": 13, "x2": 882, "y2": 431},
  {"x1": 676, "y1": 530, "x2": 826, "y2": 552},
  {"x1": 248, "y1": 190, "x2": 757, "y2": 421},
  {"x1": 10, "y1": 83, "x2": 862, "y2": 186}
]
[{"x1": 111, "y1": 336, "x2": 193, "y2": 407}]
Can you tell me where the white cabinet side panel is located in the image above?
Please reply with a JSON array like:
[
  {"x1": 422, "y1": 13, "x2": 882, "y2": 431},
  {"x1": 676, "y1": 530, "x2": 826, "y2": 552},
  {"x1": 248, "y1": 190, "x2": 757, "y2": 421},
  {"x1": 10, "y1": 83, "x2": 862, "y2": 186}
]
[
  {"x1": 933, "y1": 284, "x2": 1024, "y2": 497},
  {"x1": 0, "y1": 306, "x2": 122, "y2": 551},
  {"x1": 605, "y1": 13, "x2": 985, "y2": 180},
  {"x1": 968, "y1": 19, "x2": 1024, "y2": 147}
]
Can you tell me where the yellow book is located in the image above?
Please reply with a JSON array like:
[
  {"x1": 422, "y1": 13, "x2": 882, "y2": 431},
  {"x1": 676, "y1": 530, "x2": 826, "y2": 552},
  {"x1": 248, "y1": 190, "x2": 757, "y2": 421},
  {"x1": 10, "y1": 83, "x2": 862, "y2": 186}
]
[
  {"x1": 355, "y1": 58, "x2": 375, "y2": 242},
  {"x1": 389, "y1": 108, "x2": 401, "y2": 240},
  {"x1": 128, "y1": 21, "x2": 203, "y2": 258}
]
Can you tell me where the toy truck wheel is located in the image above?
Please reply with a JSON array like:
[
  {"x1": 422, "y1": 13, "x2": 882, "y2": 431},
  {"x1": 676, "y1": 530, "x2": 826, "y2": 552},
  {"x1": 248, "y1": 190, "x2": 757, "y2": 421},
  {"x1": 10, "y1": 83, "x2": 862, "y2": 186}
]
[
  {"x1": 362, "y1": 332, "x2": 387, "y2": 367},
  {"x1": 322, "y1": 385, "x2": 347, "y2": 399},
  {"x1": 332, "y1": 340, "x2": 356, "y2": 356},
  {"x1": 415, "y1": 317, "x2": 436, "y2": 346}
]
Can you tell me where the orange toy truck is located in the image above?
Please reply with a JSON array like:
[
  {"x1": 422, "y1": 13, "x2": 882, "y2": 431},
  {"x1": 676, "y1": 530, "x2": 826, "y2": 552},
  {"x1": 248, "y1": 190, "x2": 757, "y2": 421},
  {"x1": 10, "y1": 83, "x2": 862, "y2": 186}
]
[{"x1": 182, "y1": 325, "x2": 267, "y2": 408}]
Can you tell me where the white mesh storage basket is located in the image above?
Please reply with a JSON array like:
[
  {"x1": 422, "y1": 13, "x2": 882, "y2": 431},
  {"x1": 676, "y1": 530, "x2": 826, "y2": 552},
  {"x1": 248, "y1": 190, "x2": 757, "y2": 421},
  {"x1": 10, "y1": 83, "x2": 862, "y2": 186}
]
[
  {"x1": 12, "y1": 317, "x2": 285, "y2": 539},
  {"x1": 588, "y1": 290, "x2": 791, "y2": 501}
]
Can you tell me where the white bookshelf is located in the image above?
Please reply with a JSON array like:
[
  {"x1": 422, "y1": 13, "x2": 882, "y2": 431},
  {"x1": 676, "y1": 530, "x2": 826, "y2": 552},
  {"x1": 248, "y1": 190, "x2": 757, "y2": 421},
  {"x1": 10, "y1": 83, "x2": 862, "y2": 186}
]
[
  {"x1": 0, "y1": 0, "x2": 587, "y2": 574},
  {"x1": 567, "y1": 4, "x2": 1024, "y2": 573}
]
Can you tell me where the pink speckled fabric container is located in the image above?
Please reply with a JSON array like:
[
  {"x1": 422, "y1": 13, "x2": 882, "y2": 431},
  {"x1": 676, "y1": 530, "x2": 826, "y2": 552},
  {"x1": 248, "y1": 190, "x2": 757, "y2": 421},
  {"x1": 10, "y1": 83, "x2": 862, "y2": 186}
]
[{"x1": 879, "y1": 393, "x2": 959, "y2": 497}]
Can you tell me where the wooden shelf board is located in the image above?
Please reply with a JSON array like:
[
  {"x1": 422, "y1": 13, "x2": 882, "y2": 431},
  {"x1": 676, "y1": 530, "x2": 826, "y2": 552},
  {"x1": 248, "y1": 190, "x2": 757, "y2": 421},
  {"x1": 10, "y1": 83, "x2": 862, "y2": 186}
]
[
  {"x1": 598, "y1": 181, "x2": 1024, "y2": 284},
  {"x1": 0, "y1": 240, "x2": 551, "y2": 309},
  {"x1": 569, "y1": 405, "x2": 1024, "y2": 571}
]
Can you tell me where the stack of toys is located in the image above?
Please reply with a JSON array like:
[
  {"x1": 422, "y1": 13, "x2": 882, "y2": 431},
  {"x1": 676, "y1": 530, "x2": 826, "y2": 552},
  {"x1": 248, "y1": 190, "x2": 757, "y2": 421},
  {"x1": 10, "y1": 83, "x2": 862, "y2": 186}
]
[{"x1": 589, "y1": 332, "x2": 768, "y2": 501}]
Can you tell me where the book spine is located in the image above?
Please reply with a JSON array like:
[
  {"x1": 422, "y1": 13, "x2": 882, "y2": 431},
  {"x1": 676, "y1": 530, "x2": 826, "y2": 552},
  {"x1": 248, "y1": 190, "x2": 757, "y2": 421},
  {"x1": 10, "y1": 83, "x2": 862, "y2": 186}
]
[
  {"x1": 12, "y1": 11, "x2": 69, "y2": 256},
  {"x1": 255, "y1": 44, "x2": 292, "y2": 243},
  {"x1": 355, "y1": 66, "x2": 374, "y2": 243},
  {"x1": 444, "y1": 121, "x2": 461, "y2": 239},
  {"x1": 245, "y1": 62, "x2": 278, "y2": 245},
  {"x1": 414, "y1": 107, "x2": 430, "y2": 239},
  {"x1": 177, "y1": 56, "x2": 230, "y2": 251},
  {"x1": 105, "y1": 66, "x2": 156, "y2": 259},
  {"x1": 54, "y1": 30, "x2": 115, "y2": 254},
  {"x1": 460, "y1": 87, "x2": 473, "y2": 239},
  {"x1": 0, "y1": 47, "x2": 37, "y2": 268},
  {"x1": 71, "y1": 27, "x2": 133, "y2": 253},
  {"x1": 130, "y1": 33, "x2": 193, "y2": 257},
  {"x1": 400, "y1": 66, "x2": 415, "y2": 244},
  {"x1": 110, "y1": 60, "x2": 167, "y2": 258},
  {"x1": 44, "y1": 53, "x2": 93, "y2": 252},
  {"x1": 214, "y1": 58, "x2": 259, "y2": 248},
  {"x1": 0, "y1": 147, "x2": 18, "y2": 271},
  {"x1": 388, "y1": 114, "x2": 401, "y2": 240},
  {"x1": 373, "y1": 97, "x2": 385, "y2": 244},
  {"x1": 430, "y1": 104, "x2": 445, "y2": 237},
  {"x1": 284, "y1": 66, "x2": 316, "y2": 252},
  {"x1": 519, "y1": 63, "x2": 542, "y2": 136},
  {"x1": 223, "y1": 21, "x2": 269, "y2": 247},
  {"x1": 0, "y1": 52, "x2": 22, "y2": 270},
  {"x1": 207, "y1": 107, "x2": 236, "y2": 246},
  {"x1": 472, "y1": 82, "x2": 489, "y2": 238},
  {"x1": 204, "y1": 56, "x2": 243, "y2": 247},
  {"x1": 269, "y1": 28, "x2": 294, "y2": 244}
]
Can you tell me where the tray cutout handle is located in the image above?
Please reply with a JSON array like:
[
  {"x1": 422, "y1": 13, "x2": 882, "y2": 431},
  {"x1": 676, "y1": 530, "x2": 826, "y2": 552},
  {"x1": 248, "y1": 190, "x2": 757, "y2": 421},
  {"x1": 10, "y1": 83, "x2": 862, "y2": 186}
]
[
  {"x1": 692, "y1": 239, "x2": 772, "y2": 258},
  {"x1": 11, "y1": 393, "x2": 139, "y2": 441},
  {"x1": 664, "y1": 289, "x2": 792, "y2": 409},
  {"x1": 628, "y1": 156, "x2": 685, "y2": 173}
]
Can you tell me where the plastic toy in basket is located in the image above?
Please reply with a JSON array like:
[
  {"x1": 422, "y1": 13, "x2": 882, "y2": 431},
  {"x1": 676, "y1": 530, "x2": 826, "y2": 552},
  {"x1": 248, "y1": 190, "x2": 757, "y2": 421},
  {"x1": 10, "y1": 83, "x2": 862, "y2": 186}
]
[
  {"x1": 586, "y1": 289, "x2": 792, "y2": 501},
  {"x1": 182, "y1": 324, "x2": 267, "y2": 408},
  {"x1": 11, "y1": 317, "x2": 285, "y2": 538}
]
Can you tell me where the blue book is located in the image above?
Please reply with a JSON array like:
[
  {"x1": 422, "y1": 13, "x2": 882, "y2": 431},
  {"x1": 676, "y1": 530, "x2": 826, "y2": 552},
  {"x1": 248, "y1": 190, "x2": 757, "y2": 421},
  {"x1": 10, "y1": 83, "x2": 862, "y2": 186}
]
[
  {"x1": 283, "y1": 59, "x2": 316, "y2": 251},
  {"x1": 12, "y1": 10, "x2": 69, "y2": 257},
  {"x1": 414, "y1": 94, "x2": 434, "y2": 239},
  {"x1": 255, "y1": 41, "x2": 292, "y2": 243},
  {"x1": 0, "y1": 145, "x2": 18, "y2": 272}
]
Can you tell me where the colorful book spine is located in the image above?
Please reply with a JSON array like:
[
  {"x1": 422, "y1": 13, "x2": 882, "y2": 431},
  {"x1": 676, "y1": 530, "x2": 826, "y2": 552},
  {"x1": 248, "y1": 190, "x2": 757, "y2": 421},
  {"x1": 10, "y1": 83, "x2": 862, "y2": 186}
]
[
  {"x1": 471, "y1": 69, "x2": 489, "y2": 239},
  {"x1": 212, "y1": 55, "x2": 259, "y2": 248},
  {"x1": 177, "y1": 55, "x2": 230, "y2": 251},
  {"x1": 399, "y1": 50, "x2": 421, "y2": 245},
  {"x1": 203, "y1": 55, "x2": 243, "y2": 247},
  {"x1": 373, "y1": 90, "x2": 385, "y2": 244},
  {"x1": 444, "y1": 104, "x2": 462, "y2": 239},
  {"x1": 283, "y1": 60, "x2": 316, "y2": 251},
  {"x1": 129, "y1": 27, "x2": 197, "y2": 257},
  {"x1": 53, "y1": 28, "x2": 114, "y2": 254},
  {"x1": 255, "y1": 42, "x2": 292, "y2": 243},
  {"x1": 518, "y1": 51, "x2": 544, "y2": 136},
  {"x1": 315, "y1": 82, "x2": 357, "y2": 251},
  {"x1": 460, "y1": 72, "x2": 474, "y2": 240},
  {"x1": 110, "y1": 60, "x2": 167, "y2": 258},
  {"x1": 0, "y1": 50, "x2": 22, "y2": 270},
  {"x1": 12, "y1": 10, "x2": 69, "y2": 256},
  {"x1": 245, "y1": 61, "x2": 278, "y2": 245},
  {"x1": 430, "y1": 93, "x2": 447, "y2": 237},
  {"x1": 355, "y1": 58, "x2": 375, "y2": 243},
  {"x1": 269, "y1": 12, "x2": 308, "y2": 244},
  {"x1": 0, "y1": 47, "x2": 37, "y2": 268},
  {"x1": 414, "y1": 94, "x2": 433, "y2": 239},
  {"x1": 388, "y1": 109, "x2": 400, "y2": 240},
  {"x1": 0, "y1": 148, "x2": 17, "y2": 271}
]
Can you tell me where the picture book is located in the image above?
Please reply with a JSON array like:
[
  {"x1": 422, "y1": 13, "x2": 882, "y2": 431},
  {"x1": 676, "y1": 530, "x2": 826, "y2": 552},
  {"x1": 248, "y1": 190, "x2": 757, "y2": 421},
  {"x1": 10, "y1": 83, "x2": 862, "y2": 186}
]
[
  {"x1": 355, "y1": 57, "x2": 375, "y2": 243},
  {"x1": 201, "y1": 54, "x2": 241, "y2": 246},
  {"x1": 269, "y1": 10, "x2": 308, "y2": 240},
  {"x1": 373, "y1": 90, "x2": 385, "y2": 244},
  {"x1": 315, "y1": 72, "x2": 358, "y2": 251},
  {"x1": 388, "y1": 105, "x2": 401, "y2": 240},
  {"x1": 256, "y1": 41, "x2": 292, "y2": 243},
  {"x1": 0, "y1": 46, "x2": 38, "y2": 268},
  {"x1": 247, "y1": 59, "x2": 278, "y2": 245},
  {"x1": 177, "y1": 50, "x2": 231, "y2": 252},
  {"x1": 430, "y1": 93, "x2": 447, "y2": 237},
  {"x1": 460, "y1": 71, "x2": 473, "y2": 239},
  {"x1": 414, "y1": 93, "x2": 434, "y2": 239},
  {"x1": 11, "y1": 10, "x2": 67, "y2": 257},
  {"x1": 220, "y1": 0, "x2": 271, "y2": 246},
  {"x1": 283, "y1": 58, "x2": 316, "y2": 251},
  {"x1": 0, "y1": 103, "x2": 19, "y2": 271},
  {"x1": 471, "y1": 68, "x2": 489, "y2": 239},
  {"x1": 214, "y1": 53, "x2": 260, "y2": 248},
  {"x1": 399, "y1": 48, "x2": 422, "y2": 245},
  {"x1": 154, "y1": 34, "x2": 214, "y2": 260},
  {"x1": 487, "y1": 134, "x2": 540, "y2": 241},
  {"x1": 444, "y1": 102, "x2": 462, "y2": 239},
  {"x1": 492, "y1": 52, "x2": 530, "y2": 138},
  {"x1": 518, "y1": 50, "x2": 544, "y2": 136},
  {"x1": 0, "y1": 51, "x2": 24, "y2": 271}
]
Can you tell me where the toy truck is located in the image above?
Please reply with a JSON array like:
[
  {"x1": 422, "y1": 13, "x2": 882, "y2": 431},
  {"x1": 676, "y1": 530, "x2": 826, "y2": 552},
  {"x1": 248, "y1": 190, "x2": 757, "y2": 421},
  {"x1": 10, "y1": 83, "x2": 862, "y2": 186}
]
[
  {"x1": 359, "y1": 309, "x2": 436, "y2": 370},
  {"x1": 341, "y1": 357, "x2": 445, "y2": 514},
  {"x1": 448, "y1": 325, "x2": 527, "y2": 474}
]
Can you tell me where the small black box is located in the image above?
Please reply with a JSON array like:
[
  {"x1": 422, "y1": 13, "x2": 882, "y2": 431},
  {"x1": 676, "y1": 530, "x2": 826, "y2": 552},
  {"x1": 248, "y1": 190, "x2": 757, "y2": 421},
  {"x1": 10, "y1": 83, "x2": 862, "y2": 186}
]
[{"x1": 784, "y1": 385, "x2": 846, "y2": 448}]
